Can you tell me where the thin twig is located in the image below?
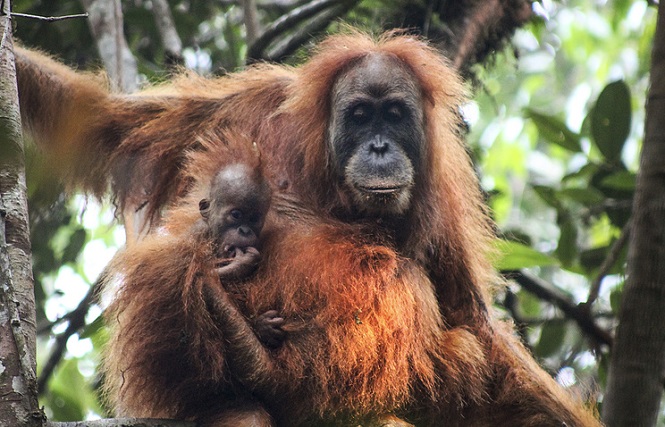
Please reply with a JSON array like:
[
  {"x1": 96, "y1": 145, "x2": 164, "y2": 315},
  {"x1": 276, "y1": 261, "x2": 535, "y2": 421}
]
[
  {"x1": 10, "y1": 12, "x2": 88, "y2": 22},
  {"x1": 37, "y1": 312, "x2": 71, "y2": 336},
  {"x1": 585, "y1": 219, "x2": 632, "y2": 307}
]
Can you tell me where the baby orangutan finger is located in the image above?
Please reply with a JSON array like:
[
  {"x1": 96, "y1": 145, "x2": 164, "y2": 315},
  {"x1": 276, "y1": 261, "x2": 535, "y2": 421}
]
[{"x1": 253, "y1": 310, "x2": 286, "y2": 349}]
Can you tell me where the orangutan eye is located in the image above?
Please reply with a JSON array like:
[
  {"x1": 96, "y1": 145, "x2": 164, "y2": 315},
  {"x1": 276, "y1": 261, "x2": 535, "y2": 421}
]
[
  {"x1": 351, "y1": 104, "x2": 373, "y2": 125},
  {"x1": 384, "y1": 103, "x2": 403, "y2": 123},
  {"x1": 199, "y1": 199, "x2": 210, "y2": 211},
  {"x1": 230, "y1": 209, "x2": 243, "y2": 220}
]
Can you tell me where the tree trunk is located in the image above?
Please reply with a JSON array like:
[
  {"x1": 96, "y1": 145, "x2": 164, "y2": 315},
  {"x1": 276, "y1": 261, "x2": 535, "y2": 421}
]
[
  {"x1": 242, "y1": 0, "x2": 260, "y2": 45},
  {"x1": 151, "y1": 0, "x2": 183, "y2": 65},
  {"x1": 79, "y1": 0, "x2": 147, "y2": 244},
  {"x1": 79, "y1": 0, "x2": 138, "y2": 93},
  {"x1": 0, "y1": 1, "x2": 42, "y2": 426},
  {"x1": 602, "y1": 2, "x2": 665, "y2": 425}
]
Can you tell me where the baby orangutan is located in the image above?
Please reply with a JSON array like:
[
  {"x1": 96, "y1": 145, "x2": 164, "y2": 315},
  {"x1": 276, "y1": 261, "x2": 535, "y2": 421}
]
[
  {"x1": 199, "y1": 163, "x2": 269, "y2": 280},
  {"x1": 199, "y1": 162, "x2": 285, "y2": 348}
]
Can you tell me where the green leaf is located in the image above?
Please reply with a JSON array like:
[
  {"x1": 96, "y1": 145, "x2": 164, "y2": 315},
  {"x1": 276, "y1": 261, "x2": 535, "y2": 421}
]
[
  {"x1": 518, "y1": 290, "x2": 543, "y2": 318},
  {"x1": 556, "y1": 217, "x2": 578, "y2": 268},
  {"x1": 525, "y1": 109, "x2": 582, "y2": 152},
  {"x1": 535, "y1": 321, "x2": 567, "y2": 358},
  {"x1": 558, "y1": 188, "x2": 605, "y2": 205},
  {"x1": 494, "y1": 240, "x2": 559, "y2": 270},
  {"x1": 591, "y1": 81, "x2": 631, "y2": 163},
  {"x1": 562, "y1": 163, "x2": 599, "y2": 183},
  {"x1": 598, "y1": 352, "x2": 609, "y2": 388},
  {"x1": 600, "y1": 170, "x2": 636, "y2": 191},
  {"x1": 61, "y1": 228, "x2": 87, "y2": 264},
  {"x1": 79, "y1": 315, "x2": 104, "y2": 340},
  {"x1": 532, "y1": 185, "x2": 562, "y2": 209},
  {"x1": 580, "y1": 246, "x2": 609, "y2": 273},
  {"x1": 580, "y1": 109, "x2": 593, "y2": 138},
  {"x1": 47, "y1": 359, "x2": 86, "y2": 421}
]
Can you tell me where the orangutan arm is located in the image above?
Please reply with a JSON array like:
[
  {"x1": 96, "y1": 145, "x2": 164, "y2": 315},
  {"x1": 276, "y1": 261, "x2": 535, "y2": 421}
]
[{"x1": 202, "y1": 280, "x2": 286, "y2": 396}]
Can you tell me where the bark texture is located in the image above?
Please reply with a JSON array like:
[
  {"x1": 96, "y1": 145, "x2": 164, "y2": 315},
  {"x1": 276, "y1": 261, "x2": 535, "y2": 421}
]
[
  {"x1": 0, "y1": 1, "x2": 41, "y2": 425},
  {"x1": 602, "y1": 2, "x2": 665, "y2": 425},
  {"x1": 79, "y1": 0, "x2": 138, "y2": 93}
]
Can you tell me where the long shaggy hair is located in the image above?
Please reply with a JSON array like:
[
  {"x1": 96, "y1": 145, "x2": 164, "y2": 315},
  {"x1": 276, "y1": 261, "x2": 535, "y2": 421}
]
[{"x1": 17, "y1": 31, "x2": 600, "y2": 426}]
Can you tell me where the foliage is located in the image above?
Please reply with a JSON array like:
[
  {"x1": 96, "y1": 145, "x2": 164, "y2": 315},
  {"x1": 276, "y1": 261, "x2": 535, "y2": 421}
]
[
  {"x1": 472, "y1": 0, "x2": 654, "y2": 408},
  {"x1": 9, "y1": 0, "x2": 657, "y2": 421}
]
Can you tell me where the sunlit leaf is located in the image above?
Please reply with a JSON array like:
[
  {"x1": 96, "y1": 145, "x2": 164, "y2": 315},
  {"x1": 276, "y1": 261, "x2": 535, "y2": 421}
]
[
  {"x1": 494, "y1": 240, "x2": 559, "y2": 270},
  {"x1": 46, "y1": 359, "x2": 86, "y2": 421},
  {"x1": 591, "y1": 81, "x2": 631, "y2": 163},
  {"x1": 81, "y1": 316, "x2": 110, "y2": 351},
  {"x1": 556, "y1": 217, "x2": 578, "y2": 267},
  {"x1": 558, "y1": 188, "x2": 605, "y2": 205},
  {"x1": 519, "y1": 290, "x2": 544, "y2": 318},
  {"x1": 598, "y1": 353, "x2": 610, "y2": 388},
  {"x1": 562, "y1": 163, "x2": 599, "y2": 183},
  {"x1": 525, "y1": 109, "x2": 582, "y2": 152},
  {"x1": 79, "y1": 315, "x2": 104, "y2": 340},
  {"x1": 600, "y1": 170, "x2": 636, "y2": 191},
  {"x1": 532, "y1": 185, "x2": 562, "y2": 209}
]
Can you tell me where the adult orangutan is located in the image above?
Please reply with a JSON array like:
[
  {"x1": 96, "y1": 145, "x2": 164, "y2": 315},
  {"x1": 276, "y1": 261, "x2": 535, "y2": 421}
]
[
  {"x1": 15, "y1": 31, "x2": 600, "y2": 426},
  {"x1": 103, "y1": 128, "x2": 455, "y2": 426}
]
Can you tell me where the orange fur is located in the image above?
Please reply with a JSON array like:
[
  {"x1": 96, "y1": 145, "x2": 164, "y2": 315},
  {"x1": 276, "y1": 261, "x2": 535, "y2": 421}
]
[
  {"x1": 104, "y1": 151, "x2": 488, "y2": 426},
  {"x1": 17, "y1": 31, "x2": 601, "y2": 426}
]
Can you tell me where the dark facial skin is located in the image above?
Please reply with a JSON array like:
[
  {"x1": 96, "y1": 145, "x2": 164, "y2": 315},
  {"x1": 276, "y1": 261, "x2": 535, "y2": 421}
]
[
  {"x1": 328, "y1": 53, "x2": 426, "y2": 216},
  {"x1": 199, "y1": 163, "x2": 271, "y2": 280},
  {"x1": 199, "y1": 164, "x2": 285, "y2": 348}
]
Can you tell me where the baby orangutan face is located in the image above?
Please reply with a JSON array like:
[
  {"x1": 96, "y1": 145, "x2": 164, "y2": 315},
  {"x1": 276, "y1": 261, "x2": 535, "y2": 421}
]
[{"x1": 199, "y1": 163, "x2": 271, "y2": 280}]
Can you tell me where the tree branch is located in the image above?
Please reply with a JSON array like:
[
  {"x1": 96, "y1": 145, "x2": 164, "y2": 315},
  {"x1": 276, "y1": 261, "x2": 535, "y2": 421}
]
[
  {"x1": 150, "y1": 0, "x2": 183, "y2": 66},
  {"x1": 79, "y1": 0, "x2": 138, "y2": 93},
  {"x1": 581, "y1": 199, "x2": 632, "y2": 222},
  {"x1": 265, "y1": 0, "x2": 359, "y2": 62},
  {"x1": 504, "y1": 270, "x2": 613, "y2": 348},
  {"x1": 502, "y1": 289, "x2": 531, "y2": 348},
  {"x1": 247, "y1": 0, "x2": 342, "y2": 61},
  {"x1": 242, "y1": 0, "x2": 261, "y2": 46},
  {"x1": 585, "y1": 219, "x2": 631, "y2": 307},
  {"x1": 37, "y1": 276, "x2": 100, "y2": 394},
  {"x1": 10, "y1": 12, "x2": 88, "y2": 22}
]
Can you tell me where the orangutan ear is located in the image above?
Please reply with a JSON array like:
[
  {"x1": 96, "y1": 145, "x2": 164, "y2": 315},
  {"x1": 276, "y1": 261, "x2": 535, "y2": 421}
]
[{"x1": 199, "y1": 198, "x2": 210, "y2": 219}]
